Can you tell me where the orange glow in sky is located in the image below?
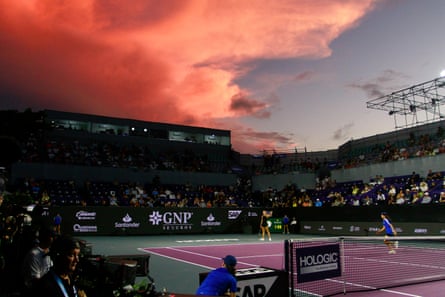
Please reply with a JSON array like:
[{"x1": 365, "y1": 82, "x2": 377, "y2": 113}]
[{"x1": 0, "y1": 0, "x2": 381, "y2": 153}]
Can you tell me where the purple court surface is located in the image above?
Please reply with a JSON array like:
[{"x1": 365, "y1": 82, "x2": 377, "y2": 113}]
[{"x1": 81, "y1": 234, "x2": 445, "y2": 296}]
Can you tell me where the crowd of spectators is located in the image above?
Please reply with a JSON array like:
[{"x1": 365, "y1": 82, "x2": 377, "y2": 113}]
[
  {"x1": 2, "y1": 119, "x2": 445, "y2": 212},
  {"x1": 5, "y1": 175, "x2": 257, "y2": 209},
  {"x1": 234, "y1": 128, "x2": 445, "y2": 175},
  {"x1": 21, "y1": 134, "x2": 222, "y2": 173},
  {"x1": 341, "y1": 127, "x2": 445, "y2": 169},
  {"x1": 3, "y1": 168, "x2": 445, "y2": 213},
  {"x1": 309, "y1": 170, "x2": 445, "y2": 207},
  {"x1": 3, "y1": 135, "x2": 445, "y2": 212},
  {"x1": 14, "y1": 121, "x2": 445, "y2": 179}
]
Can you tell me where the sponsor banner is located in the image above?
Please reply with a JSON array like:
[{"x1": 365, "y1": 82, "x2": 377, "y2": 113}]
[
  {"x1": 228, "y1": 209, "x2": 243, "y2": 220},
  {"x1": 296, "y1": 244, "x2": 341, "y2": 283},
  {"x1": 46, "y1": 207, "x2": 445, "y2": 236},
  {"x1": 200, "y1": 267, "x2": 288, "y2": 297},
  {"x1": 72, "y1": 209, "x2": 99, "y2": 234},
  {"x1": 148, "y1": 210, "x2": 194, "y2": 232},
  {"x1": 237, "y1": 276, "x2": 277, "y2": 297},
  {"x1": 300, "y1": 221, "x2": 445, "y2": 236},
  {"x1": 49, "y1": 207, "x2": 248, "y2": 235},
  {"x1": 200, "y1": 213, "x2": 222, "y2": 228}
]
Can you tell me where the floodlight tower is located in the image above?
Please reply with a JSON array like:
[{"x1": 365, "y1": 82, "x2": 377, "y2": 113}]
[{"x1": 366, "y1": 76, "x2": 445, "y2": 129}]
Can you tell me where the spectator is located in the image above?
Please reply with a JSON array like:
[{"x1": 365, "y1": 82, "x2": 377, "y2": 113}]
[
  {"x1": 376, "y1": 191, "x2": 386, "y2": 205},
  {"x1": 411, "y1": 192, "x2": 421, "y2": 204},
  {"x1": 301, "y1": 194, "x2": 313, "y2": 207},
  {"x1": 331, "y1": 193, "x2": 345, "y2": 207},
  {"x1": 351, "y1": 197, "x2": 360, "y2": 206},
  {"x1": 34, "y1": 235, "x2": 86, "y2": 297},
  {"x1": 421, "y1": 192, "x2": 432, "y2": 204},
  {"x1": 419, "y1": 180, "x2": 429, "y2": 193},
  {"x1": 108, "y1": 191, "x2": 119, "y2": 206},
  {"x1": 314, "y1": 198, "x2": 323, "y2": 207},
  {"x1": 362, "y1": 195, "x2": 373, "y2": 206},
  {"x1": 21, "y1": 227, "x2": 55, "y2": 292},
  {"x1": 439, "y1": 191, "x2": 445, "y2": 203},
  {"x1": 387, "y1": 185, "x2": 397, "y2": 201},
  {"x1": 395, "y1": 189, "x2": 405, "y2": 205}
]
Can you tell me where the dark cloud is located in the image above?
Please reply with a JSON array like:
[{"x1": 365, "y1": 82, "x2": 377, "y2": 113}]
[
  {"x1": 332, "y1": 123, "x2": 353, "y2": 141},
  {"x1": 350, "y1": 82, "x2": 386, "y2": 98},
  {"x1": 347, "y1": 69, "x2": 410, "y2": 99},
  {"x1": 230, "y1": 92, "x2": 270, "y2": 118},
  {"x1": 231, "y1": 128, "x2": 296, "y2": 153},
  {"x1": 293, "y1": 71, "x2": 314, "y2": 82}
]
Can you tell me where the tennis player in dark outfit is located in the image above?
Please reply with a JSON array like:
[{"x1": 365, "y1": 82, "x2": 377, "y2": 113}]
[
  {"x1": 196, "y1": 255, "x2": 237, "y2": 297},
  {"x1": 259, "y1": 210, "x2": 272, "y2": 241},
  {"x1": 376, "y1": 212, "x2": 398, "y2": 254}
]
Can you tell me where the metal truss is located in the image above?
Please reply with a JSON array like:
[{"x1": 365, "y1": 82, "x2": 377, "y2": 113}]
[{"x1": 366, "y1": 76, "x2": 445, "y2": 129}]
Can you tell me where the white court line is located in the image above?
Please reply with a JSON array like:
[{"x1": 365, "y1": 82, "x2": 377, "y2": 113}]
[
  {"x1": 380, "y1": 288, "x2": 423, "y2": 297},
  {"x1": 139, "y1": 246, "x2": 260, "y2": 270},
  {"x1": 173, "y1": 240, "x2": 257, "y2": 247},
  {"x1": 138, "y1": 239, "x2": 285, "y2": 273},
  {"x1": 347, "y1": 255, "x2": 445, "y2": 271},
  {"x1": 325, "y1": 278, "x2": 423, "y2": 297},
  {"x1": 138, "y1": 249, "x2": 216, "y2": 270},
  {"x1": 165, "y1": 246, "x2": 259, "y2": 267},
  {"x1": 175, "y1": 238, "x2": 240, "y2": 243},
  {"x1": 140, "y1": 247, "x2": 425, "y2": 296},
  {"x1": 146, "y1": 240, "x2": 281, "y2": 249}
]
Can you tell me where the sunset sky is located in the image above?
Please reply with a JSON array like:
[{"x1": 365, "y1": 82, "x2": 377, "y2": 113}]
[{"x1": 1, "y1": 0, "x2": 445, "y2": 154}]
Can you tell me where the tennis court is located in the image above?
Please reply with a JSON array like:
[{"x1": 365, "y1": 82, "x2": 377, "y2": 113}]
[{"x1": 80, "y1": 233, "x2": 445, "y2": 297}]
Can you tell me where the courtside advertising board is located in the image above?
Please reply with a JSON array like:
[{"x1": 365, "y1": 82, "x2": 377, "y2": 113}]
[{"x1": 296, "y1": 244, "x2": 341, "y2": 283}]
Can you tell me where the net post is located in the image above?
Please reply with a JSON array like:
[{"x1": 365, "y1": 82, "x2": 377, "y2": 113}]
[
  {"x1": 340, "y1": 236, "x2": 346, "y2": 295},
  {"x1": 284, "y1": 239, "x2": 289, "y2": 272},
  {"x1": 284, "y1": 239, "x2": 295, "y2": 297}
]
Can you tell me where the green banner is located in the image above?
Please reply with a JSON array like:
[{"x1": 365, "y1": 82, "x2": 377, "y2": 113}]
[{"x1": 268, "y1": 217, "x2": 283, "y2": 233}]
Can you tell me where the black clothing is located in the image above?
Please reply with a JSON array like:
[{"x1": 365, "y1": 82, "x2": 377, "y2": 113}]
[{"x1": 34, "y1": 270, "x2": 79, "y2": 297}]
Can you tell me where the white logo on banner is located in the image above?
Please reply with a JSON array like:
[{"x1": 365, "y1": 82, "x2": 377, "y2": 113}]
[
  {"x1": 201, "y1": 213, "x2": 222, "y2": 227},
  {"x1": 237, "y1": 276, "x2": 277, "y2": 297},
  {"x1": 148, "y1": 211, "x2": 193, "y2": 230},
  {"x1": 228, "y1": 210, "x2": 242, "y2": 220},
  {"x1": 115, "y1": 213, "x2": 140, "y2": 229}
]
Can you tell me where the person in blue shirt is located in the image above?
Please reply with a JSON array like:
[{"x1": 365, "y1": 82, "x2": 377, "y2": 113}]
[
  {"x1": 196, "y1": 255, "x2": 237, "y2": 297},
  {"x1": 53, "y1": 213, "x2": 62, "y2": 235},
  {"x1": 376, "y1": 212, "x2": 398, "y2": 254},
  {"x1": 282, "y1": 215, "x2": 290, "y2": 234}
]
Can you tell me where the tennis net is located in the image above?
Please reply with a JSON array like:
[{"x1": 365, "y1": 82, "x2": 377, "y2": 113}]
[{"x1": 285, "y1": 236, "x2": 445, "y2": 297}]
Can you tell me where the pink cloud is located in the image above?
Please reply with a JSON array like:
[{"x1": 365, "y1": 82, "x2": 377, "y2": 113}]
[{"x1": 0, "y1": 0, "x2": 378, "y2": 153}]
